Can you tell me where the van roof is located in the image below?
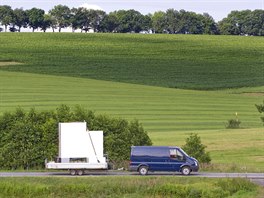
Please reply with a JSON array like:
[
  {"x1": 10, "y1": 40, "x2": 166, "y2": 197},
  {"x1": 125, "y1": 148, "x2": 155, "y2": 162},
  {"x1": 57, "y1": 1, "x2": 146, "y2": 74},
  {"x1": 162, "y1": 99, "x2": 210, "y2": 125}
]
[{"x1": 131, "y1": 146, "x2": 181, "y2": 149}]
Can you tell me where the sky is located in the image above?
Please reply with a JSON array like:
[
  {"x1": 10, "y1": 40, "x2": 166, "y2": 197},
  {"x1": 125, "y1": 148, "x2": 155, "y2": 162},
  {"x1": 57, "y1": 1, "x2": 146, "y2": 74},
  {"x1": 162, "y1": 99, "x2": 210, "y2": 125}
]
[{"x1": 1, "y1": 0, "x2": 264, "y2": 21}]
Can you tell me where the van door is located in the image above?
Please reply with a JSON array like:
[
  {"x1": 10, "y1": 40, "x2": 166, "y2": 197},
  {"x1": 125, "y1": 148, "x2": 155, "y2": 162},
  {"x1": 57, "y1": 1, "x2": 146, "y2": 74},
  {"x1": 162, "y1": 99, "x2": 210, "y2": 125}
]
[
  {"x1": 148, "y1": 147, "x2": 171, "y2": 171},
  {"x1": 169, "y1": 148, "x2": 186, "y2": 171}
]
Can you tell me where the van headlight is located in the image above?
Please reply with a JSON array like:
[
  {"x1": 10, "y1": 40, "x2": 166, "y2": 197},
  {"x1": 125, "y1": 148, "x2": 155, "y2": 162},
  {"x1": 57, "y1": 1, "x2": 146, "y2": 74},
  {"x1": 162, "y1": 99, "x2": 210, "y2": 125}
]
[{"x1": 194, "y1": 161, "x2": 198, "y2": 166}]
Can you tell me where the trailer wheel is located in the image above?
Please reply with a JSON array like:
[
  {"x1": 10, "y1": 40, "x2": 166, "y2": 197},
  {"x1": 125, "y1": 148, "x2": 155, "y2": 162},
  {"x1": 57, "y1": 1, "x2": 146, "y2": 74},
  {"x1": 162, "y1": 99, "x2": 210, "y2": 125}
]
[
  {"x1": 138, "y1": 166, "x2": 148, "y2": 176},
  {"x1": 181, "y1": 166, "x2": 191, "y2": 175},
  {"x1": 70, "y1": 169, "x2": 76, "y2": 176},
  {"x1": 77, "y1": 170, "x2": 84, "y2": 176}
]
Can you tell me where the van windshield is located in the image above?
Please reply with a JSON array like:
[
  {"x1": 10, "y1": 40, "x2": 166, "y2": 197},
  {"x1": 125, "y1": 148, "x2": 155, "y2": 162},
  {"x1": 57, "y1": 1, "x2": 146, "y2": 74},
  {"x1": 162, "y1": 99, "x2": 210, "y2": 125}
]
[{"x1": 179, "y1": 148, "x2": 189, "y2": 157}]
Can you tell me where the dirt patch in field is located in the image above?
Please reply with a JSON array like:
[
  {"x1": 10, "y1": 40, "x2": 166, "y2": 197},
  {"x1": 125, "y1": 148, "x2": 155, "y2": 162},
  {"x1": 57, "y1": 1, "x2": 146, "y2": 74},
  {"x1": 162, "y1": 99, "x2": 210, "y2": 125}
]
[
  {"x1": 241, "y1": 92, "x2": 264, "y2": 97},
  {"x1": 0, "y1": 62, "x2": 23, "y2": 67}
]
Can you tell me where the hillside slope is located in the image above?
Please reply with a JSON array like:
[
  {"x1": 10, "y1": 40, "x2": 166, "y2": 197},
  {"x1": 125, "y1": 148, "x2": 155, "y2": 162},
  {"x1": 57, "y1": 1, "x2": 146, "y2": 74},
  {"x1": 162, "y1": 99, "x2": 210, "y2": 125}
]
[
  {"x1": 0, "y1": 33, "x2": 263, "y2": 90},
  {"x1": 0, "y1": 70, "x2": 262, "y2": 132}
]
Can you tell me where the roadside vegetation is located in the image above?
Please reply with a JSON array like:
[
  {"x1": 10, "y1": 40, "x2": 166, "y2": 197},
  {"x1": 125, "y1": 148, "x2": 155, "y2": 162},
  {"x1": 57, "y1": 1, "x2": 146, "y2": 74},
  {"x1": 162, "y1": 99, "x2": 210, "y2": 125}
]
[
  {"x1": 0, "y1": 105, "x2": 151, "y2": 169},
  {"x1": 0, "y1": 177, "x2": 260, "y2": 198}
]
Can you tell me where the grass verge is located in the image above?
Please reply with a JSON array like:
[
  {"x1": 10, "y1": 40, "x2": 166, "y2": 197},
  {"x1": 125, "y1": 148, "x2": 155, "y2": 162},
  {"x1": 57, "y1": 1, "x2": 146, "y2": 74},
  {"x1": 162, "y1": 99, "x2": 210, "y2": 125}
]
[{"x1": 0, "y1": 177, "x2": 260, "y2": 198}]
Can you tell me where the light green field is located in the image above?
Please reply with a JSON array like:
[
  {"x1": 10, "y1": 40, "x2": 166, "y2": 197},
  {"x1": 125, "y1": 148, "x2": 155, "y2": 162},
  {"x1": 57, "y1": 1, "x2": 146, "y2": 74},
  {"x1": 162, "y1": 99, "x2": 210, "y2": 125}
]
[{"x1": 0, "y1": 70, "x2": 262, "y2": 131}]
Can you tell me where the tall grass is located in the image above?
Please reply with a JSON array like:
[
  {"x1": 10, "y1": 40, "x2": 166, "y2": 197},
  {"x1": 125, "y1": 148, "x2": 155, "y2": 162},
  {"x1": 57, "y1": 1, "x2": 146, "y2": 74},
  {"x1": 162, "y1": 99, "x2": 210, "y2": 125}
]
[
  {"x1": 0, "y1": 177, "x2": 260, "y2": 198},
  {"x1": 0, "y1": 33, "x2": 263, "y2": 90}
]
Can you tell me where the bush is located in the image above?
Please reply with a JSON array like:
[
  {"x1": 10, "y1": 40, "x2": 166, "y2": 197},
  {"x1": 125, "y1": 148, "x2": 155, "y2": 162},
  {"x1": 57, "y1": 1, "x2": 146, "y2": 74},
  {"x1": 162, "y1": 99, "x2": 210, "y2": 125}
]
[
  {"x1": 255, "y1": 101, "x2": 264, "y2": 125},
  {"x1": 182, "y1": 133, "x2": 211, "y2": 163},
  {"x1": 0, "y1": 105, "x2": 152, "y2": 169},
  {"x1": 226, "y1": 119, "x2": 241, "y2": 129}
]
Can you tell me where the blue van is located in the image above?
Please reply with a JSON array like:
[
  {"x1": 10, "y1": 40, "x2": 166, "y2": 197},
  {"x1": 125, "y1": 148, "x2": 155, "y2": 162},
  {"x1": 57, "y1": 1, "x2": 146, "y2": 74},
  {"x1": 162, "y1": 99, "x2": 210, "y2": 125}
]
[{"x1": 129, "y1": 146, "x2": 199, "y2": 175}]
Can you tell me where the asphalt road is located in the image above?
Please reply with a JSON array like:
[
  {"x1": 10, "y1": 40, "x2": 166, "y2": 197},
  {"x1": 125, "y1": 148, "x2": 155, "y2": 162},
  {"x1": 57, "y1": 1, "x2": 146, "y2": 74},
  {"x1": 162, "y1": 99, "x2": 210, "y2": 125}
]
[
  {"x1": 1, "y1": 171, "x2": 264, "y2": 186},
  {"x1": 0, "y1": 171, "x2": 263, "y2": 178}
]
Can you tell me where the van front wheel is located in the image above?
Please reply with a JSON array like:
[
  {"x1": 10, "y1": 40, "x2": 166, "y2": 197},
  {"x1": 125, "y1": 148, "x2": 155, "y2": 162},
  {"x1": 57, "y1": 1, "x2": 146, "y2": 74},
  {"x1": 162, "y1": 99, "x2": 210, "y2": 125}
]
[
  {"x1": 138, "y1": 166, "x2": 148, "y2": 176},
  {"x1": 181, "y1": 166, "x2": 191, "y2": 175}
]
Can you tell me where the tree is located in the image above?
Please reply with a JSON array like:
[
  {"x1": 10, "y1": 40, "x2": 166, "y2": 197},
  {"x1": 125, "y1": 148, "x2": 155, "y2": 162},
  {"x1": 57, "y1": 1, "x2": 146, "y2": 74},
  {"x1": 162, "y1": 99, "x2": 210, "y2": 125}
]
[
  {"x1": 256, "y1": 101, "x2": 264, "y2": 124},
  {"x1": 114, "y1": 9, "x2": 145, "y2": 33},
  {"x1": 71, "y1": 7, "x2": 92, "y2": 33},
  {"x1": 202, "y1": 13, "x2": 218, "y2": 35},
  {"x1": 218, "y1": 10, "x2": 251, "y2": 35},
  {"x1": 141, "y1": 14, "x2": 152, "y2": 32},
  {"x1": 179, "y1": 11, "x2": 204, "y2": 34},
  {"x1": 41, "y1": 14, "x2": 52, "y2": 32},
  {"x1": 100, "y1": 12, "x2": 119, "y2": 32},
  {"x1": 89, "y1": 9, "x2": 106, "y2": 32},
  {"x1": 247, "y1": 10, "x2": 264, "y2": 36},
  {"x1": 152, "y1": 11, "x2": 167, "y2": 33},
  {"x1": 182, "y1": 133, "x2": 211, "y2": 163},
  {"x1": 165, "y1": 9, "x2": 179, "y2": 34},
  {"x1": 49, "y1": 5, "x2": 71, "y2": 32},
  {"x1": 26, "y1": 8, "x2": 45, "y2": 32},
  {"x1": 12, "y1": 8, "x2": 28, "y2": 32},
  {"x1": 0, "y1": 5, "x2": 13, "y2": 32},
  {"x1": 70, "y1": 7, "x2": 83, "y2": 32}
]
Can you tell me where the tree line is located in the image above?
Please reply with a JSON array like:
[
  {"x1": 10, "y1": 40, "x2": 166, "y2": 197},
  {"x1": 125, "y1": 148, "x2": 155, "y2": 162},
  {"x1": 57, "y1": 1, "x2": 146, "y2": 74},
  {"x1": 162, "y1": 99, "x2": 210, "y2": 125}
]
[
  {"x1": 0, "y1": 105, "x2": 152, "y2": 170},
  {"x1": 0, "y1": 5, "x2": 264, "y2": 35}
]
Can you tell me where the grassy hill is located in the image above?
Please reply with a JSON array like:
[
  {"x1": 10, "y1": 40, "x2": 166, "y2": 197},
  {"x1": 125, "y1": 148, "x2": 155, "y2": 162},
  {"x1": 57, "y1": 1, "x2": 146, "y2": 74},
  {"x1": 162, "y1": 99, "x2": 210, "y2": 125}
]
[
  {"x1": 0, "y1": 33, "x2": 263, "y2": 171},
  {"x1": 0, "y1": 70, "x2": 262, "y2": 131},
  {"x1": 0, "y1": 33, "x2": 263, "y2": 90}
]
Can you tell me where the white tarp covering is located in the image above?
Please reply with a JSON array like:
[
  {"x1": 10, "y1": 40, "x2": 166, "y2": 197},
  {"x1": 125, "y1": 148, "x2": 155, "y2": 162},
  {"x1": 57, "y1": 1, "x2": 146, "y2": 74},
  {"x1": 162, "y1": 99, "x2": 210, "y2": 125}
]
[{"x1": 58, "y1": 122, "x2": 105, "y2": 163}]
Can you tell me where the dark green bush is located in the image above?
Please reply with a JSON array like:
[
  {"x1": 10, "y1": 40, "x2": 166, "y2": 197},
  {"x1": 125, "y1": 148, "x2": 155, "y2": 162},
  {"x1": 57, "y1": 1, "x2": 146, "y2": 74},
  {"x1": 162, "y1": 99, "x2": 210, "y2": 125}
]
[
  {"x1": 226, "y1": 119, "x2": 241, "y2": 129},
  {"x1": 0, "y1": 105, "x2": 152, "y2": 169},
  {"x1": 255, "y1": 101, "x2": 264, "y2": 125},
  {"x1": 182, "y1": 133, "x2": 211, "y2": 163}
]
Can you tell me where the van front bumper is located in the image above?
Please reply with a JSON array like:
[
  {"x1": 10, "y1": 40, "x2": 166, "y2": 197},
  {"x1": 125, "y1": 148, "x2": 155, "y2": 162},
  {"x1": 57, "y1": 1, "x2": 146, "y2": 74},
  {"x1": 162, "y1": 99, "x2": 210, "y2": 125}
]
[{"x1": 191, "y1": 165, "x2": 199, "y2": 172}]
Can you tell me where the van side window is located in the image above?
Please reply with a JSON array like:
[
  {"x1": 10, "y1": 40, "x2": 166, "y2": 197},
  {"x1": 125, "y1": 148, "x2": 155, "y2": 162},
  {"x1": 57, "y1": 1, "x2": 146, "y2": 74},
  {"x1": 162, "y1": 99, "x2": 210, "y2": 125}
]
[
  {"x1": 170, "y1": 149, "x2": 177, "y2": 158},
  {"x1": 170, "y1": 149, "x2": 184, "y2": 161},
  {"x1": 176, "y1": 149, "x2": 184, "y2": 161}
]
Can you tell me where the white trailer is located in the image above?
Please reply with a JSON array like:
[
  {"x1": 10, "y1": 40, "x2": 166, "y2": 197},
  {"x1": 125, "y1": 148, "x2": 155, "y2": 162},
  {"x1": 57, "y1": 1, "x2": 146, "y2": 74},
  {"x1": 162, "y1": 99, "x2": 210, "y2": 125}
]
[{"x1": 45, "y1": 122, "x2": 108, "y2": 175}]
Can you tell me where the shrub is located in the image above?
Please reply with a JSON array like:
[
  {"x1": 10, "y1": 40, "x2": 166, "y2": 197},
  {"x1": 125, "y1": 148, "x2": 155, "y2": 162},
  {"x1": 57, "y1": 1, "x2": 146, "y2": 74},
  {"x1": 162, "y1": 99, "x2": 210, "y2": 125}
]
[
  {"x1": 226, "y1": 119, "x2": 241, "y2": 129},
  {"x1": 182, "y1": 133, "x2": 211, "y2": 163},
  {"x1": 255, "y1": 101, "x2": 264, "y2": 125},
  {"x1": 0, "y1": 105, "x2": 152, "y2": 169}
]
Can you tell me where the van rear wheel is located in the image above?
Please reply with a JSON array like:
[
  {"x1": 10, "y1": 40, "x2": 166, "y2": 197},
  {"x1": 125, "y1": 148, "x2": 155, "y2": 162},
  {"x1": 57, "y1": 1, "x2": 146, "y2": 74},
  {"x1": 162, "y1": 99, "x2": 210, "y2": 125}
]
[
  {"x1": 138, "y1": 166, "x2": 148, "y2": 176},
  {"x1": 181, "y1": 166, "x2": 191, "y2": 175}
]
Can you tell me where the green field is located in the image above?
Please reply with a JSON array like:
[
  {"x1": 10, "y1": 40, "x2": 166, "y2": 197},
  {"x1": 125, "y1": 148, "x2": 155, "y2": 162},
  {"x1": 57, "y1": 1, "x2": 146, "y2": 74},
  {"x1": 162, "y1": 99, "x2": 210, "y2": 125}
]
[
  {"x1": 0, "y1": 70, "x2": 262, "y2": 131},
  {"x1": 0, "y1": 70, "x2": 263, "y2": 171},
  {"x1": 0, "y1": 177, "x2": 261, "y2": 198},
  {"x1": 0, "y1": 33, "x2": 263, "y2": 171},
  {"x1": 0, "y1": 33, "x2": 263, "y2": 90}
]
